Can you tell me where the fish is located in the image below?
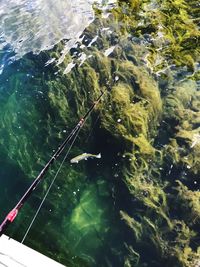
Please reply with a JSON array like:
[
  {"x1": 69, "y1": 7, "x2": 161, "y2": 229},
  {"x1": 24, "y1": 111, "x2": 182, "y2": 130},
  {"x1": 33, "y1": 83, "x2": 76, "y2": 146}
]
[{"x1": 70, "y1": 153, "x2": 101, "y2": 163}]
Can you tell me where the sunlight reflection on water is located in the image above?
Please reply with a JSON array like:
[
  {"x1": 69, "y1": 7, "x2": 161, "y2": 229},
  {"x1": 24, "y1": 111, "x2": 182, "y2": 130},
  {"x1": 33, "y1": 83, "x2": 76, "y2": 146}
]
[{"x1": 0, "y1": 0, "x2": 95, "y2": 60}]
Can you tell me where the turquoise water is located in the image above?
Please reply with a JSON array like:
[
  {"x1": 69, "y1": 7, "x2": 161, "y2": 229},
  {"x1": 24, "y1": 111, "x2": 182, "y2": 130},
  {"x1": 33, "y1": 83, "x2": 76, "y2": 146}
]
[{"x1": 0, "y1": 0, "x2": 200, "y2": 267}]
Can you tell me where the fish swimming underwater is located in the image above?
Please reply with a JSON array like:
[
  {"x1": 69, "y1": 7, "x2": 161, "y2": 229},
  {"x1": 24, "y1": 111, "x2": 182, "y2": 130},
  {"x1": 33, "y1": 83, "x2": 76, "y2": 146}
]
[{"x1": 70, "y1": 153, "x2": 101, "y2": 163}]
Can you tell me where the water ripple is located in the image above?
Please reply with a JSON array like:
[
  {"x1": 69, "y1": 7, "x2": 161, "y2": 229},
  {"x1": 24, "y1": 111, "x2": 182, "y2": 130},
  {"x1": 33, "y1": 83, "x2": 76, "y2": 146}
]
[{"x1": 0, "y1": 0, "x2": 95, "y2": 60}]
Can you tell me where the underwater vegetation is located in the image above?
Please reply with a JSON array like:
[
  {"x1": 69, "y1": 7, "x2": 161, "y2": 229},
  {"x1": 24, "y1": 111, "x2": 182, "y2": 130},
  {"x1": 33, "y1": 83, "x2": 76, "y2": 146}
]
[
  {"x1": 0, "y1": 0, "x2": 199, "y2": 266},
  {"x1": 115, "y1": 0, "x2": 200, "y2": 72}
]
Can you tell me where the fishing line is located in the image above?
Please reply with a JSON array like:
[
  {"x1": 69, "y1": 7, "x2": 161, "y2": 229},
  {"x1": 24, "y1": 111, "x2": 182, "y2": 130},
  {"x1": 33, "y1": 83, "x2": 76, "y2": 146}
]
[
  {"x1": 21, "y1": 127, "x2": 82, "y2": 243},
  {"x1": 0, "y1": 91, "x2": 104, "y2": 237},
  {"x1": 8, "y1": 127, "x2": 81, "y2": 242},
  {"x1": 21, "y1": 112, "x2": 101, "y2": 242},
  {"x1": 85, "y1": 113, "x2": 101, "y2": 143}
]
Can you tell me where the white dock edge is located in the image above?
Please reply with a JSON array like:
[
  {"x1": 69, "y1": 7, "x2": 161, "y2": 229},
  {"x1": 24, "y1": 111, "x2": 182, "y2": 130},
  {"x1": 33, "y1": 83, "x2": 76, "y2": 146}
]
[{"x1": 0, "y1": 235, "x2": 66, "y2": 267}]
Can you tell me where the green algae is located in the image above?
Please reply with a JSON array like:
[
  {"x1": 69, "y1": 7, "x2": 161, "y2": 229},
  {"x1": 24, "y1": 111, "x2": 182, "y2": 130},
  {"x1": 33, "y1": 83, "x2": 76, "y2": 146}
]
[
  {"x1": 116, "y1": 0, "x2": 200, "y2": 72},
  {"x1": 0, "y1": 1, "x2": 199, "y2": 266},
  {"x1": 176, "y1": 180, "x2": 200, "y2": 224},
  {"x1": 89, "y1": 2, "x2": 200, "y2": 266},
  {"x1": 43, "y1": 5, "x2": 200, "y2": 265},
  {"x1": 162, "y1": 78, "x2": 200, "y2": 176},
  {"x1": 124, "y1": 244, "x2": 140, "y2": 267},
  {"x1": 0, "y1": 89, "x2": 44, "y2": 177},
  {"x1": 98, "y1": 60, "x2": 162, "y2": 155}
]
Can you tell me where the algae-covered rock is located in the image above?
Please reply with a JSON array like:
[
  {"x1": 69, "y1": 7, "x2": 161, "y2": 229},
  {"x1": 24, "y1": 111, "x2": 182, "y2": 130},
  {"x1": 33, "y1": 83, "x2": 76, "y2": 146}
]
[
  {"x1": 98, "y1": 60, "x2": 162, "y2": 156},
  {"x1": 63, "y1": 183, "x2": 111, "y2": 264},
  {"x1": 163, "y1": 79, "x2": 200, "y2": 176},
  {"x1": 176, "y1": 180, "x2": 200, "y2": 224}
]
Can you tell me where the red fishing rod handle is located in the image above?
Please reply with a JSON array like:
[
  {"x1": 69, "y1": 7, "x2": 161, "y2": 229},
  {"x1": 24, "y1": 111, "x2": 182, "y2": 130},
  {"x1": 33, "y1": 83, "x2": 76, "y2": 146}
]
[
  {"x1": 0, "y1": 91, "x2": 104, "y2": 237},
  {"x1": 0, "y1": 208, "x2": 18, "y2": 237}
]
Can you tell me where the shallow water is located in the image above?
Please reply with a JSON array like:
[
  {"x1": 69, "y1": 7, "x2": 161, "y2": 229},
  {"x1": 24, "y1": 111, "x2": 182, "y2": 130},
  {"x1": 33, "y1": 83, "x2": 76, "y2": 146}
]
[{"x1": 0, "y1": 0, "x2": 199, "y2": 267}]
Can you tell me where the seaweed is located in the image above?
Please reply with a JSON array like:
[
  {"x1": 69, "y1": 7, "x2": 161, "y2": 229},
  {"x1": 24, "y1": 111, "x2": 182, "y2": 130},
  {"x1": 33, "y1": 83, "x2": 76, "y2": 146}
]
[{"x1": 0, "y1": 0, "x2": 200, "y2": 266}]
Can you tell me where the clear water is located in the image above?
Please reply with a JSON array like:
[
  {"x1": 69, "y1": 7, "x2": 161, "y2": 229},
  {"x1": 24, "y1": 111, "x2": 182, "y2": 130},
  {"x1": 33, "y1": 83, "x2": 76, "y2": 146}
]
[
  {"x1": 0, "y1": 0, "x2": 199, "y2": 267},
  {"x1": 0, "y1": 1, "x2": 122, "y2": 266}
]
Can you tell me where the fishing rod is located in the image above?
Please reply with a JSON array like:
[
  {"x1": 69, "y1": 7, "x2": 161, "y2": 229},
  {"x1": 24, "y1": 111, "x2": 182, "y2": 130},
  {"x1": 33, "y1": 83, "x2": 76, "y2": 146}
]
[{"x1": 0, "y1": 90, "x2": 104, "y2": 237}]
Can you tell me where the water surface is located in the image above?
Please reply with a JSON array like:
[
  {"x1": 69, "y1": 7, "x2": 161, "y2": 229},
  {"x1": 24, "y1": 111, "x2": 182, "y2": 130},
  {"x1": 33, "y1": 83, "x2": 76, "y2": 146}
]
[{"x1": 0, "y1": 0, "x2": 199, "y2": 267}]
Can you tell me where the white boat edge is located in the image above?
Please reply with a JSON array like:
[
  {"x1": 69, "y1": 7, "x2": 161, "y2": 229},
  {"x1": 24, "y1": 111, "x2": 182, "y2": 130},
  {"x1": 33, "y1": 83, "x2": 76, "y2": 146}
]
[{"x1": 0, "y1": 234, "x2": 66, "y2": 267}]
